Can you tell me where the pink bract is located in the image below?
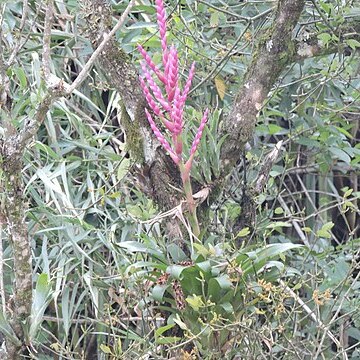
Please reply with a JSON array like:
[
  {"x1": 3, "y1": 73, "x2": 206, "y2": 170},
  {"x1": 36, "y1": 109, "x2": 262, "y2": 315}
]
[{"x1": 138, "y1": 0, "x2": 209, "y2": 170}]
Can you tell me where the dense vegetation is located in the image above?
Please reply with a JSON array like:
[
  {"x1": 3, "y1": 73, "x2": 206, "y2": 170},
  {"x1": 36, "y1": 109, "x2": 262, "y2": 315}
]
[{"x1": 0, "y1": 0, "x2": 359, "y2": 359}]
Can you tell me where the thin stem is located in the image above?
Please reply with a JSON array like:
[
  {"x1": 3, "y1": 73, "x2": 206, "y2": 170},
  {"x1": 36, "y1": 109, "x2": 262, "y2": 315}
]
[
  {"x1": 0, "y1": 223, "x2": 6, "y2": 314},
  {"x1": 42, "y1": 0, "x2": 53, "y2": 83},
  {"x1": 66, "y1": 0, "x2": 136, "y2": 94},
  {"x1": 179, "y1": 162, "x2": 200, "y2": 238}
]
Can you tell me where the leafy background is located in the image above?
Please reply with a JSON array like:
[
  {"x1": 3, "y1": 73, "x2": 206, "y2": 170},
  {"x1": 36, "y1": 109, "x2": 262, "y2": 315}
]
[{"x1": 0, "y1": 0, "x2": 359, "y2": 359}]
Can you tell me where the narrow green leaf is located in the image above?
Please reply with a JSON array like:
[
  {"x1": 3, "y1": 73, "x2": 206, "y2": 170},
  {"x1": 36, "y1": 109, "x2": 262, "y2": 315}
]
[
  {"x1": 117, "y1": 158, "x2": 130, "y2": 181},
  {"x1": 166, "y1": 265, "x2": 187, "y2": 280},
  {"x1": 100, "y1": 344, "x2": 112, "y2": 354},
  {"x1": 317, "y1": 222, "x2": 334, "y2": 238},
  {"x1": 173, "y1": 314, "x2": 188, "y2": 330},
  {"x1": 152, "y1": 284, "x2": 168, "y2": 302},
  {"x1": 0, "y1": 312, "x2": 21, "y2": 346},
  {"x1": 155, "y1": 323, "x2": 174, "y2": 337},
  {"x1": 236, "y1": 227, "x2": 250, "y2": 238},
  {"x1": 210, "y1": 11, "x2": 219, "y2": 27},
  {"x1": 30, "y1": 273, "x2": 52, "y2": 340},
  {"x1": 345, "y1": 39, "x2": 360, "y2": 50},
  {"x1": 214, "y1": 275, "x2": 232, "y2": 289}
]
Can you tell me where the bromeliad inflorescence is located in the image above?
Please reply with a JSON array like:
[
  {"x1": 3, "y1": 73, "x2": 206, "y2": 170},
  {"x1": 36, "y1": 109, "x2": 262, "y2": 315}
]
[{"x1": 138, "y1": 0, "x2": 209, "y2": 238}]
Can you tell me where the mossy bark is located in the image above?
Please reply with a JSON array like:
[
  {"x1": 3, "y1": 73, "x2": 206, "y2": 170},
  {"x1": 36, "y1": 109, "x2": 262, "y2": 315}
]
[
  {"x1": 81, "y1": 0, "x2": 147, "y2": 159},
  {"x1": 0, "y1": 85, "x2": 58, "y2": 358},
  {"x1": 220, "y1": 0, "x2": 306, "y2": 174},
  {"x1": 0, "y1": 147, "x2": 32, "y2": 359}
]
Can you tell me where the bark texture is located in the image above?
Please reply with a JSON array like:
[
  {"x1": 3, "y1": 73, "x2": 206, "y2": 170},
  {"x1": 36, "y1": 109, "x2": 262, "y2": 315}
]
[
  {"x1": 0, "y1": 149, "x2": 31, "y2": 359},
  {"x1": 0, "y1": 82, "x2": 59, "y2": 360},
  {"x1": 293, "y1": 22, "x2": 360, "y2": 61},
  {"x1": 0, "y1": 39, "x2": 32, "y2": 358},
  {"x1": 220, "y1": 0, "x2": 306, "y2": 173}
]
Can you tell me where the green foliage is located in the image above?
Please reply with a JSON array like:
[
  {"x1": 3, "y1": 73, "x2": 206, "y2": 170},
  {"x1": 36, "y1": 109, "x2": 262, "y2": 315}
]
[
  {"x1": 118, "y1": 237, "x2": 305, "y2": 357},
  {"x1": 0, "y1": 312, "x2": 21, "y2": 347},
  {"x1": 0, "y1": 0, "x2": 359, "y2": 359},
  {"x1": 29, "y1": 274, "x2": 53, "y2": 340}
]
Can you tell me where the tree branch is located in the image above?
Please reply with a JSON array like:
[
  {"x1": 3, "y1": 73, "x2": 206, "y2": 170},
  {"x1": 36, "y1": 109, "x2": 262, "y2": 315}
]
[
  {"x1": 294, "y1": 22, "x2": 360, "y2": 61},
  {"x1": 17, "y1": 88, "x2": 62, "y2": 152},
  {"x1": 0, "y1": 5, "x2": 11, "y2": 118},
  {"x1": 42, "y1": 0, "x2": 53, "y2": 83},
  {"x1": 80, "y1": 0, "x2": 309, "y2": 241},
  {"x1": 66, "y1": 0, "x2": 135, "y2": 94},
  {"x1": 17, "y1": 0, "x2": 136, "y2": 154},
  {"x1": 0, "y1": 142, "x2": 33, "y2": 359},
  {"x1": 80, "y1": 0, "x2": 360, "y2": 246},
  {"x1": 0, "y1": 2, "x2": 140, "y2": 356},
  {"x1": 220, "y1": 0, "x2": 306, "y2": 173},
  {"x1": 219, "y1": 8, "x2": 360, "y2": 174}
]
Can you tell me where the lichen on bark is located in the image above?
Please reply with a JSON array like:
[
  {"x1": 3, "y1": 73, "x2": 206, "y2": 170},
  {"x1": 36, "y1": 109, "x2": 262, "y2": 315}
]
[
  {"x1": 0, "y1": 147, "x2": 32, "y2": 358},
  {"x1": 117, "y1": 98, "x2": 145, "y2": 163},
  {"x1": 220, "y1": 0, "x2": 306, "y2": 174},
  {"x1": 81, "y1": 0, "x2": 151, "y2": 163}
]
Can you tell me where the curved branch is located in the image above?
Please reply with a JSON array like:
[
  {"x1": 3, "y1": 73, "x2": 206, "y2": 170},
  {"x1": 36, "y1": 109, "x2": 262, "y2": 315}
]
[
  {"x1": 220, "y1": 0, "x2": 306, "y2": 173},
  {"x1": 294, "y1": 22, "x2": 360, "y2": 61}
]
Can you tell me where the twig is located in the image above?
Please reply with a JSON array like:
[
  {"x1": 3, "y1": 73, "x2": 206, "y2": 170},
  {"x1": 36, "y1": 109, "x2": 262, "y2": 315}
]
[
  {"x1": 19, "y1": 0, "x2": 29, "y2": 31},
  {"x1": 0, "y1": 3, "x2": 6, "y2": 37},
  {"x1": 190, "y1": 22, "x2": 251, "y2": 95},
  {"x1": 279, "y1": 280, "x2": 344, "y2": 354},
  {"x1": 254, "y1": 140, "x2": 283, "y2": 194},
  {"x1": 42, "y1": 0, "x2": 54, "y2": 83},
  {"x1": 196, "y1": 0, "x2": 247, "y2": 20},
  {"x1": 6, "y1": 0, "x2": 30, "y2": 67},
  {"x1": 310, "y1": 0, "x2": 336, "y2": 36},
  {"x1": 220, "y1": 0, "x2": 306, "y2": 171},
  {"x1": 319, "y1": 270, "x2": 360, "y2": 359},
  {"x1": 295, "y1": 173, "x2": 341, "y2": 244},
  {"x1": 42, "y1": 315, "x2": 164, "y2": 323},
  {"x1": 0, "y1": 4, "x2": 10, "y2": 116},
  {"x1": 18, "y1": 0, "x2": 136, "y2": 149},
  {"x1": 66, "y1": 0, "x2": 136, "y2": 94},
  {"x1": 0, "y1": 223, "x2": 6, "y2": 314},
  {"x1": 17, "y1": 89, "x2": 59, "y2": 150},
  {"x1": 277, "y1": 194, "x2": 310, "y2": 247}
]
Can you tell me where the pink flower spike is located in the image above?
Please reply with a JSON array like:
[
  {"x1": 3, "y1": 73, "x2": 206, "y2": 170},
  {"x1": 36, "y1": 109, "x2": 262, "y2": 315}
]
[
  {"x1": 181, "y1": 62, "x2": 196, "y2": 103},
  {"x1": 174, "y1": 136, "x2": 183, "y2": 157},
  {"x1": 155, "y1": 0, "x2": 167, "y2": 54},
  {"x1": 184, "y1": 152, "x2": 195, "y2": 177},
  {"x1": 162, "y1": 118, "x2": 176, "y2": 132},
  {"x1": 190, "y1": 108, "x2": 209, "y2": 156},
  {"x1": 139, "y1": 76, "x2": 161, "y2": 116},
  {"x1": 171, "y1": 87, "x2": 183, "y2": 135},
  {"x1": 164, "y1": 47, "x2": 171, "y2": 84},
  {"x1": 138, "y1": 44, "x2": 166, "y2": 84},
  {"x1": 141, "y1": 62, "x2": 171, "y2": 112},
  {"x1": 145, "y1": 109, "x2": 180, "y2": 164},
  {"x1": 166, "y1": 46, "x2": 179, "y2": 102},
  {"x1": 168, "y1": 46, "x2": 178, "y2": 89}
]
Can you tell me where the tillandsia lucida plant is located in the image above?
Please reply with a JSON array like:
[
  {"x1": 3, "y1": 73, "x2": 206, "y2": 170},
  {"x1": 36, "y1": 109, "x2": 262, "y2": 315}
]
[{"x1": 138, "y1": 0, "x2": 209, "y2": 238}]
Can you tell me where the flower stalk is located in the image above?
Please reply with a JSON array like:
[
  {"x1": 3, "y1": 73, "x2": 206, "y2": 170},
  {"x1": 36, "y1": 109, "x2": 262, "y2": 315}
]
[{"x1": 138, "y1": 0, "x2": 209, "y2": 238}]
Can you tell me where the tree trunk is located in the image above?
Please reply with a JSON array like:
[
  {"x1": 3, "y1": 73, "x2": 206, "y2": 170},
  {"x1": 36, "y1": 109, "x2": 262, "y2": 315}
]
[{"x1": 0, "y1": 144, "x2": 32, "y2": 359}]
